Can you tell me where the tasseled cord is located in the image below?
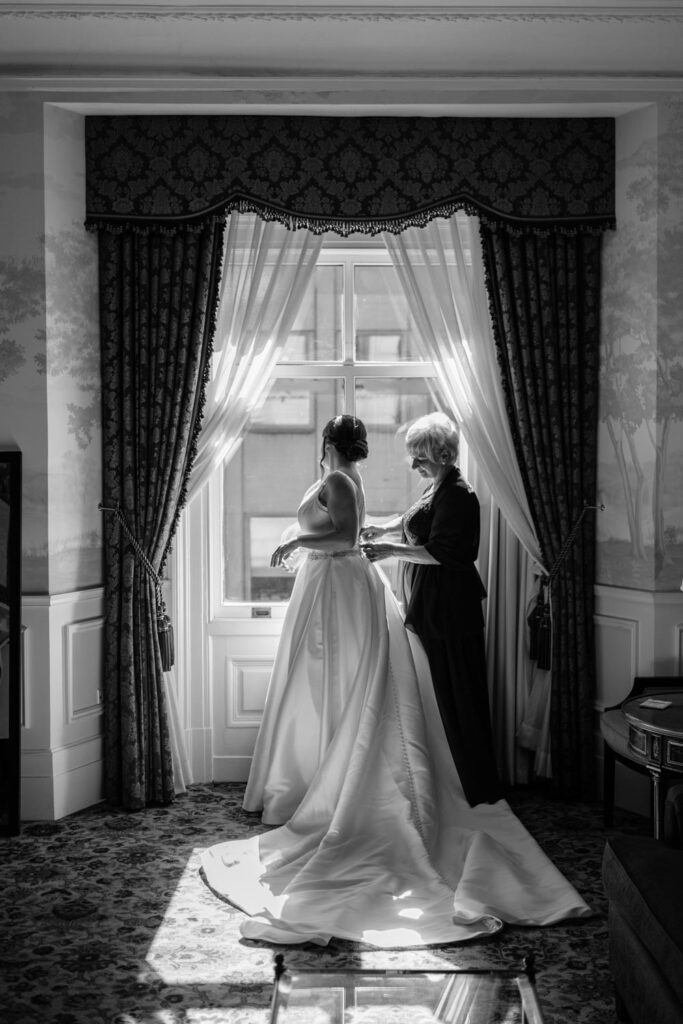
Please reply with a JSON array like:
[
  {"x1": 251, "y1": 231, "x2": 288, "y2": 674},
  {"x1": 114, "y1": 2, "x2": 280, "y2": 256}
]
[
  {"x1": 98, "y1": 501, "x2": 175, "y2": 671},
  {"x1": 528, "y1": 502, "x2": 605, "y2": 671}
]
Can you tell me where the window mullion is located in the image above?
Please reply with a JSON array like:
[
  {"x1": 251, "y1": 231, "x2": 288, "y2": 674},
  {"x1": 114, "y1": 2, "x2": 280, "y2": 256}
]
[{"x1": 343, "y1": 255, "x2": 355, "y2": 367}]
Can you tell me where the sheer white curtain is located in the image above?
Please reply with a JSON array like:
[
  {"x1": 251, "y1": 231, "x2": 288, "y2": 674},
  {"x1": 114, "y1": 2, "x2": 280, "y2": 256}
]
[
  {"x1": 465, "y1": 451, "x2": 553, "y2": 781},
  {"x1": 383, "y1": 214, "x2": 551, "y2": 782},
  {"x1": 170, "y1": 212, "x2": 323, "y2": 790},
  {"x1": 163, "y1": 666, "x2": 193, "y2": 794},
  {"x1": 189, "y1": 212, "x2": 324, "y2": 498}
]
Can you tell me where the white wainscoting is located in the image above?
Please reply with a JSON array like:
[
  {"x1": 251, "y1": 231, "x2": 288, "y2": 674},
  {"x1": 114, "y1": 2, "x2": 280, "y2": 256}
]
[
  {"x1": 175, "y1": 485, "x2": 287, "y2": 786},
  {"x1": 594, "y1": 584, "x2": 683, "y2": 817},
  {"x1": 21, "y1": 588, "x2": 104, "y2": 821},
  {"x1": 209, "y1": 634, "x2": 280, "y2": 783}
]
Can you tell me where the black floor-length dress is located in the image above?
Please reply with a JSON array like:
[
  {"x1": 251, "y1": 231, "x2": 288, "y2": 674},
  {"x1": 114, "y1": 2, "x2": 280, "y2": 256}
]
[{"x1": 401, "y1": 465, "x2": 503, "y2": 806}]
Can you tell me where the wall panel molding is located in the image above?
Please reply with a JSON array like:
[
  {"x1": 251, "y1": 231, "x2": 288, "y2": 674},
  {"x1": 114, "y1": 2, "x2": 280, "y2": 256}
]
[
  {"x1": 20, "y1": 588, "x2": 104, "y2": 820},
  {"x1": 594, "y1": 611, "x2": 638, "y2": 710},
  {"x1": 63, "y1": 616, "x2": 104, "y2": 723},
  {"x1": 225, "y1": 655, "x2": 273, "y2": 728}
]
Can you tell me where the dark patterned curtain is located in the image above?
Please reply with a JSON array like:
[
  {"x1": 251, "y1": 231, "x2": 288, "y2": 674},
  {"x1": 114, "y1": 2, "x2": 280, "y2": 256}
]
[
  {"x1": 99, "y1": 223, "x2": 224, "y2": 809},
  {"x1": 85, "y1": 115, "x2": 615, "y2": 238},
  {"x1": 479, "y1": 226, "x2": 602, "y2": 798}
]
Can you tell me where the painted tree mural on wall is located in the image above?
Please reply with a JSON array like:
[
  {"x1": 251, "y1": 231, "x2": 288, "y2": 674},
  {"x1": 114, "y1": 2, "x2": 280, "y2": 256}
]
[
  {"x1": 40, "y1": 227, "x2": 100, "y2": 449},
  {"x1": 599, "y1": 102, "x2": 683, "y2": 590},
  {"x1": 654, "y1": 328, "x2": 683, "y2": 576},
  {"x1": 0, "y1": 228, "x2": 101, "y2": 594},
  {"x1": 41, "y1": 224, "x2": 102, "y2": 592},
  {"x1": 600, "y1": 229, "x2": 655, "y2": 568},
  {"x1": 0, "y1": 255, "x2": 43, "y2": 384},
  {"x1": 653, "y1": 110, "x2": 683, "y2": 583}
]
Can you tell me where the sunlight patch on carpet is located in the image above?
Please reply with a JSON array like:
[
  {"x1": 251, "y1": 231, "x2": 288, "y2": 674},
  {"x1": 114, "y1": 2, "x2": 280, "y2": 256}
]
[{"x1": 144, "y1": 849, "x2": 248, "y2": 986}]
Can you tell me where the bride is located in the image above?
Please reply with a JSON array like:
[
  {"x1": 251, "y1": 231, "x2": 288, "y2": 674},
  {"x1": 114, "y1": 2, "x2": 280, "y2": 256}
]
[{"x1": 200, "y1": 414, "x2": 591, "y2": 947}]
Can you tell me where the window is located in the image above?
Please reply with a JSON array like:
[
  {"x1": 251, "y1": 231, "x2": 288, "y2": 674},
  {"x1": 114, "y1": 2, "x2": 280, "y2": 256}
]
[{"x1": 221, "y1": 243, "x2": 440, "y2": 604}]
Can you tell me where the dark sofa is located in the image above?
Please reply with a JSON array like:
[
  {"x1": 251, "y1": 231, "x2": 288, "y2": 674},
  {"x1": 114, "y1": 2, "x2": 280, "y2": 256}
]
[{"x1": 602, "y1": 834, "x2": 683, "y2": 1024}]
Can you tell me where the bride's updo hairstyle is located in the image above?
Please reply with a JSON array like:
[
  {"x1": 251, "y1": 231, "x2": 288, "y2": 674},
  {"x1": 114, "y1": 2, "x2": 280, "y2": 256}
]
[
  {"x1": 405, "y1": 411, "x2": 459, "y2": 465},
  {"x1": 321, "y1": 414, "x2": 369, "y2": 464}
]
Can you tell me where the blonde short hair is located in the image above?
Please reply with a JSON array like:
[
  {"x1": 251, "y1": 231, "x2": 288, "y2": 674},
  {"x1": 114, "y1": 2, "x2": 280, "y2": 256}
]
[{"x1": 404, "y1": 412, "x2": 459, "y2": 464}]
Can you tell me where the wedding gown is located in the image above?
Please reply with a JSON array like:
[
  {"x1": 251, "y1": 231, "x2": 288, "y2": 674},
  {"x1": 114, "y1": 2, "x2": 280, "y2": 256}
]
[{"x1": 200, "y1": 476, "x2": 591, "y2": 948}]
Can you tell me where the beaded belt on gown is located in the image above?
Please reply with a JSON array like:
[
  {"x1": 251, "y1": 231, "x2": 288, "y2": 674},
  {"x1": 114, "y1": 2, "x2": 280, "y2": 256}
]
[{"x1": 308, "y1": 547, "x2": 362, "y2": 560}]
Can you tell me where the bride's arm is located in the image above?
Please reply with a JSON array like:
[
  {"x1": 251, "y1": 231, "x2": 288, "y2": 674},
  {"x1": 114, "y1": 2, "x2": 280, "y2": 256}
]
[{"x1": 271, "y1": 473, "x2": 359, "y2": 567}]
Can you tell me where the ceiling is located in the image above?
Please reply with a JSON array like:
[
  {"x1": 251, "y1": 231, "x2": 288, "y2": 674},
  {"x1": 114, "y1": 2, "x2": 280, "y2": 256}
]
[{"x1": 2, "y1": 1, "x2": 683, "y2": 88}]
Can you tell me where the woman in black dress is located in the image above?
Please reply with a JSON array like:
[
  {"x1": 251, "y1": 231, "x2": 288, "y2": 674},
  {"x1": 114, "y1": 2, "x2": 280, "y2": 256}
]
[{"x1": 362, "y1": 411, "x2": 502, "y2": 806}]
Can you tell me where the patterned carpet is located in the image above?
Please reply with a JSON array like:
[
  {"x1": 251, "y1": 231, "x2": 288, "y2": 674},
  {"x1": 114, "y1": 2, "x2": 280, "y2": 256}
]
[{"x1": 0, "y1": 783, "x2": 649, "y2": 1024}]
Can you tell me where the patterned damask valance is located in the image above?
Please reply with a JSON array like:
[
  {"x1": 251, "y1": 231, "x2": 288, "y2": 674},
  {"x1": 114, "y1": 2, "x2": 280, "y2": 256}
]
[{"x1": 85, "y1": 114, "x2": 615, "y2": 236}]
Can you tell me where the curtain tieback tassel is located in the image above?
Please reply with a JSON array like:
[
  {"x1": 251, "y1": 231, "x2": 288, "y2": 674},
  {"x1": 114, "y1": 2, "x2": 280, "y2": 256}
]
[
  {"x1": 99, "y1": 501, "x2": 174, "y2": 671},
  {"x1": 529, "y1": 502, "x2": 605, "y2": 671}
]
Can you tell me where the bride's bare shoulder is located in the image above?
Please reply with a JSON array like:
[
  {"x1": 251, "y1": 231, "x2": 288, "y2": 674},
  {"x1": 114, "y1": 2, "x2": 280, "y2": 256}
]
[{"x1": 320, "y1": 470, "x2": 360, "y2": 505}]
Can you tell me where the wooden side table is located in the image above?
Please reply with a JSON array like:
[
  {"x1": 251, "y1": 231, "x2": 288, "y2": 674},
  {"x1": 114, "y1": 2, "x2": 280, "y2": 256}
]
[{"x1": 623, "y1": 690, "x2": 683, "y2": 840}]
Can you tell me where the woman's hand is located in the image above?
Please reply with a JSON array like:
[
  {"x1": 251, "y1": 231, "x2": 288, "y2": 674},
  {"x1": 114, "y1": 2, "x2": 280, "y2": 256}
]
[
  {"x1": 271, "y1": 539, "x2": 299, "y2": 569},
  {"x1": 361, "y1": 542, "x2": 395, "y2": 562},
  {"x1": 360, "y1": 524, "x2": 385, "y2": 541}
]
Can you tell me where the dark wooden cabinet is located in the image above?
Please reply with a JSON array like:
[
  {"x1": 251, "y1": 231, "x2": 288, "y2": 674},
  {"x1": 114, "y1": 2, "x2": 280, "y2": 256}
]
[{"x1": 0, "y1": 450, "x2": 22, "y2": 836}]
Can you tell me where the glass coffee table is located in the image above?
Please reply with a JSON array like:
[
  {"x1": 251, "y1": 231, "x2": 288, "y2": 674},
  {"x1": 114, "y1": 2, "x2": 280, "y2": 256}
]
[{"x1": 269, "y1": 953, "x2": 545, "y2": 1023}]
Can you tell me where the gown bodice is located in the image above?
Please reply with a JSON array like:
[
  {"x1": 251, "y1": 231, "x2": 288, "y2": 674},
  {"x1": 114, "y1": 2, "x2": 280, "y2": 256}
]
[{"x1": 297, "y1": 475, "x2": 365, "y2": 550}]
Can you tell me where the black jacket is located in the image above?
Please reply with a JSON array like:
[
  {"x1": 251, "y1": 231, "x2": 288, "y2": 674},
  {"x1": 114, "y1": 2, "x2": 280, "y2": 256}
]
[{"x1": 401, "y1": 467, "x2": 487, "y2": 638}]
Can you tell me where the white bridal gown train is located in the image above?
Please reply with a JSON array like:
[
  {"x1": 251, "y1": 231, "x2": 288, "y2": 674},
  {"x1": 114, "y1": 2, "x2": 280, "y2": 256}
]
[{"x1": 200, "y1": 485, "x2": 591, "y2": 948}]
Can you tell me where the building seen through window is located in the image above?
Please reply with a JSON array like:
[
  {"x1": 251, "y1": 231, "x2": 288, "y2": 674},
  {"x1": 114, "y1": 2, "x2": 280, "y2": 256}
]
[{"x1": 222, "y1": 245, "x2": 439, "y2": 603}]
